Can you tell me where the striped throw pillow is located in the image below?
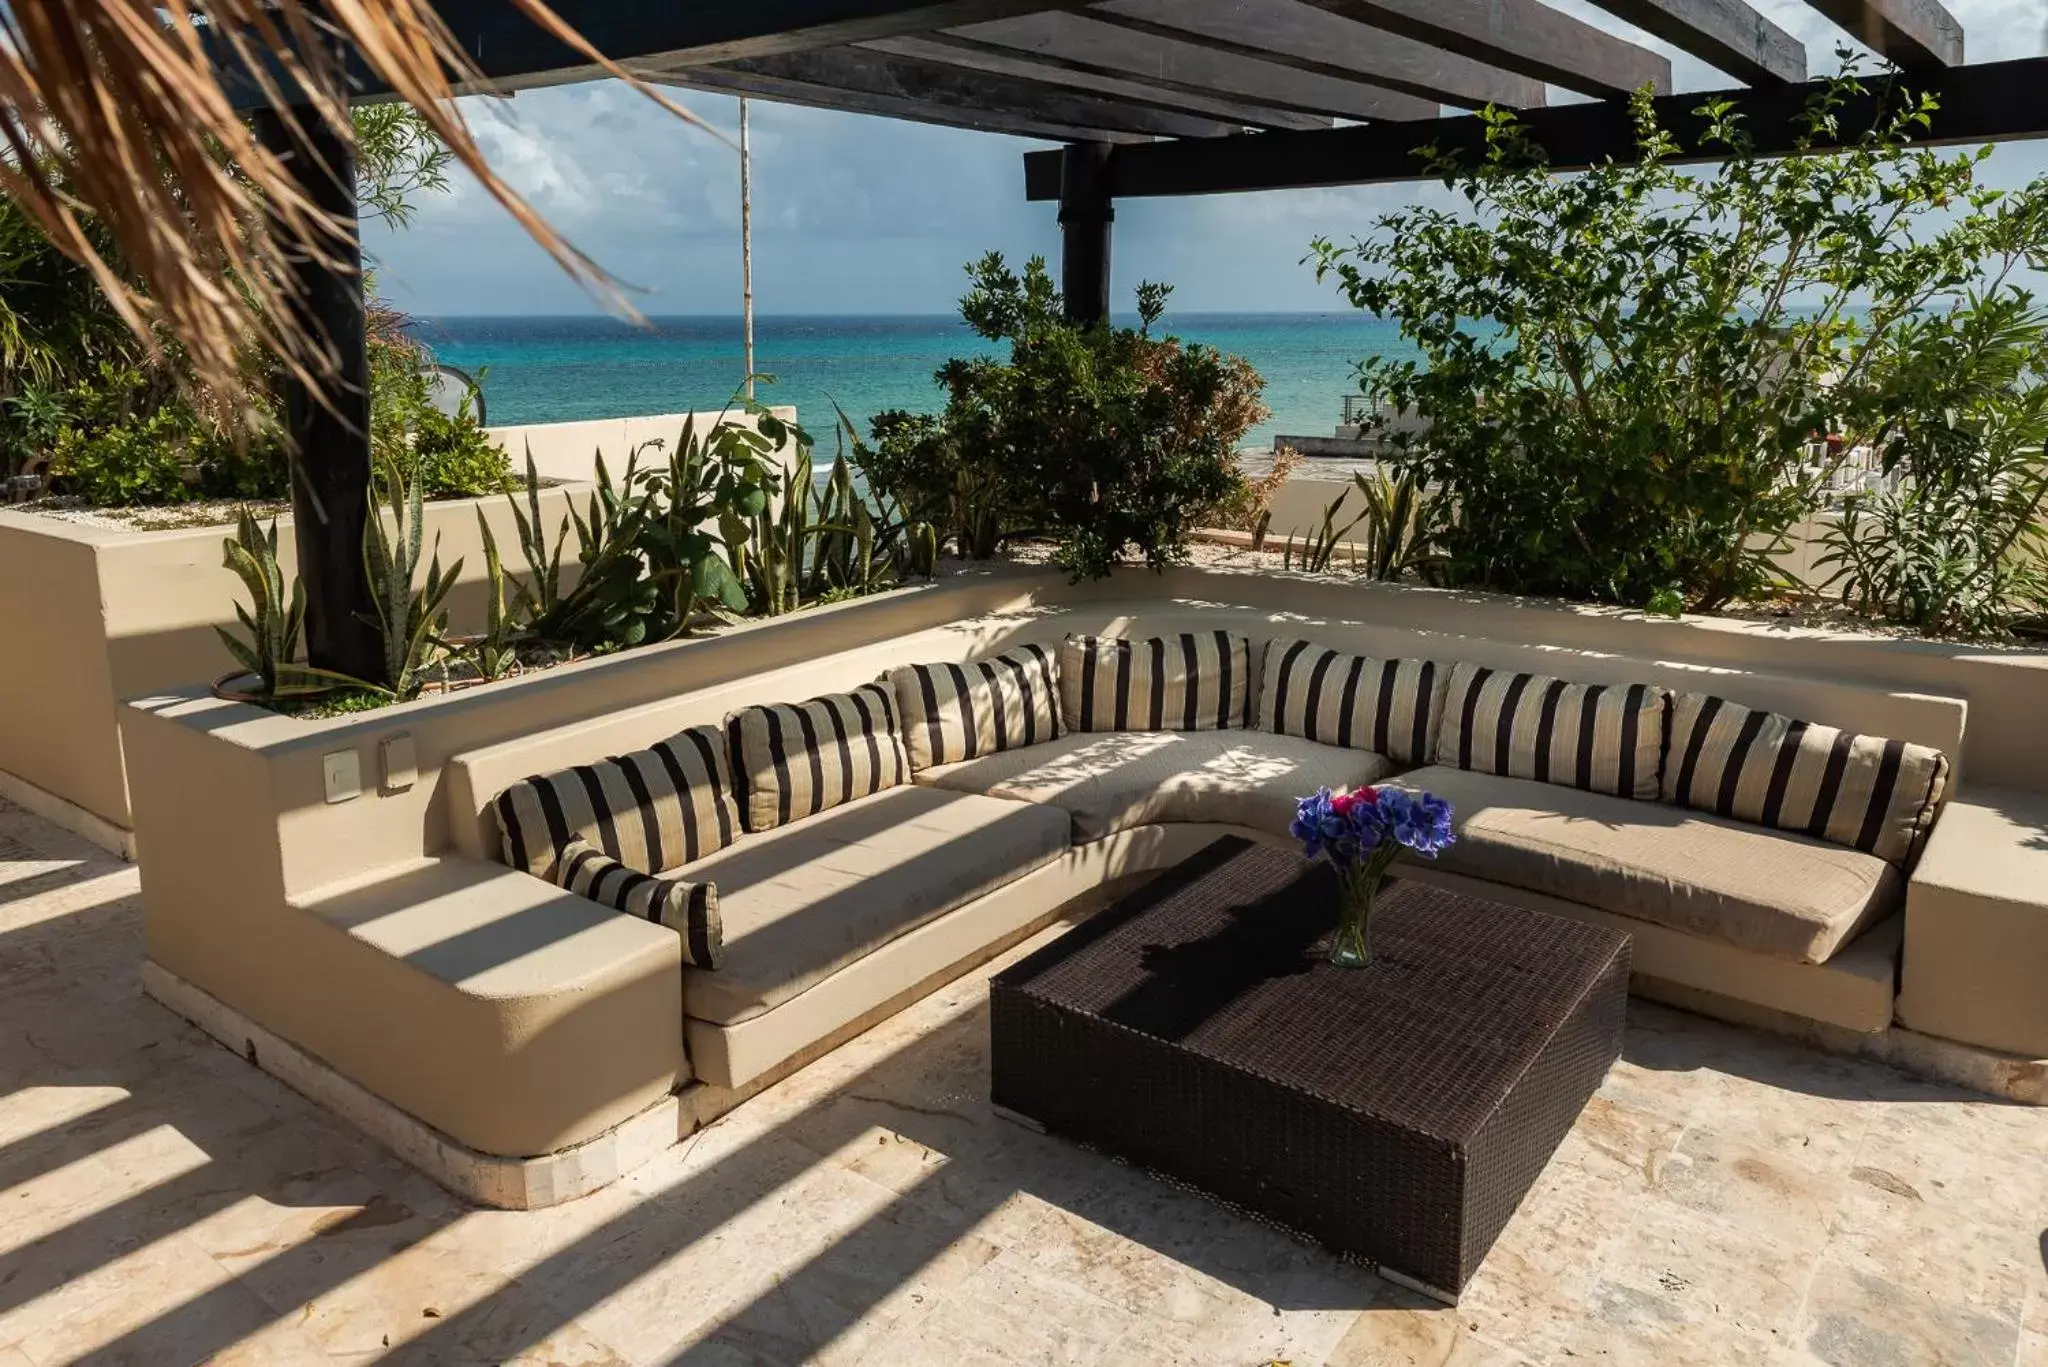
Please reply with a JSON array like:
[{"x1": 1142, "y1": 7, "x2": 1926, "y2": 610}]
[
  {"x1": 887, "y1": 646, "x2": 1063, "y2": 771},
  {"x1": 727, "y1": 682, "x2": 911, "y2": 832},
  {"x1": 494, "y1": 723, "x2": 740, "y2": 883},
  {"x1": 557, "y1": 838, "x2": 721, "y2": 968},
  {"x1": 1662, "y1": 693, "x2": 1950, "y2": 867},
  {"x1": 1259, "y1": 639, "x2": 1445, "y2": 764},
  {"x1": 1436, "y1": 663, "x2": 1668, "y2": 800},
  {"x1": 1060, "y1": 631, "x2": 1252, "y2": 733}
]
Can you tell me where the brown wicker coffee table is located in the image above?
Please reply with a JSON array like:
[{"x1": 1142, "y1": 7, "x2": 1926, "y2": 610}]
[{"x1": 989, "y1": 835, "x2": 1629, "y2": 1302}]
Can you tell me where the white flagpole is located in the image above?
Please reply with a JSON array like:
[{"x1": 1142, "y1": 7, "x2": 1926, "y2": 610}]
[{"x1": 740, "y1": 96, "x2": 755, "y2": 401}]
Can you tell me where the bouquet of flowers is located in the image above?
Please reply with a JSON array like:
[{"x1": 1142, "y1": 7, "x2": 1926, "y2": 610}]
[{"x1": 1291, "y1": 785, "x2": 1456, "y2": 967}]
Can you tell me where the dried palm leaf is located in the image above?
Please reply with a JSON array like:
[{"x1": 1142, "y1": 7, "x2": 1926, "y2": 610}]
[{"x1": 0, "y1": 2, "x2": 722, "y2": 418}]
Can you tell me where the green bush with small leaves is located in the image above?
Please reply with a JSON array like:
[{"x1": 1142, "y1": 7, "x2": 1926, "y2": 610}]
[{"x1": 1313, "y1": 65, "x2": 2048, "y2": 618}]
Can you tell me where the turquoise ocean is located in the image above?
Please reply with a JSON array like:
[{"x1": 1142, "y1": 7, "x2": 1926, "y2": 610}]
[{"x1": 413, "y1": 313, "x2": 1419, "y2": 452}]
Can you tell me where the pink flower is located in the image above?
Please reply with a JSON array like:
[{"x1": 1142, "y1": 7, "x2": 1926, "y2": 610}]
[{"x1": 1330, "y1": 791, "x2": 1360, "y2": 819}]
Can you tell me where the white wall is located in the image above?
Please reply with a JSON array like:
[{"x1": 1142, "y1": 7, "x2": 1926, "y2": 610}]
[{"x1": 486, "y1": 407, "x2": 801, "y2": 485}]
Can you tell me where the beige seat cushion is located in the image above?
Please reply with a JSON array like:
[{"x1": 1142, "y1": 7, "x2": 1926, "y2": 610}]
[
  {"x1": 678, "y1": 785, "x2": 1068, "y2": 1024},
  {"x1": 1396, "y1": 765, "x2": 1902, "y2": 964},
  {"x1": 919, "y1": 730, "x2": 1396, "y2": 842}
]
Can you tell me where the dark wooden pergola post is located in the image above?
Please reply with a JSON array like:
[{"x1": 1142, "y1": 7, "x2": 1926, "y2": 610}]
[
  {"x1": 1057, "y1": 140, "x2": 1113, "y2": 325},
  {"x1": 252, "y1": 102, "x2": 383, "y2": 684}
]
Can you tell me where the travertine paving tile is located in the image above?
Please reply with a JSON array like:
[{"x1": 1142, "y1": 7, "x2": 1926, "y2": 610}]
[
  {"x1": 1, "y1": 796, "x2": 2046, "y2": 1367},
  {"x1": 1792, "y1": 1260, "x2": 2019, "y2": 1366}
]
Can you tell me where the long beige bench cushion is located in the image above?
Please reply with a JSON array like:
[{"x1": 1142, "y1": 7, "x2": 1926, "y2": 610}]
[
  {"x1": 1397, "y1": 765, "x2": 1903, "y2": 964},
  {"x1": 917, "y1": 729, "x2": 1395, "y2": 842},
  {"x1": 677, "y1": 785, "x2": 1068, "y2": 1025}
]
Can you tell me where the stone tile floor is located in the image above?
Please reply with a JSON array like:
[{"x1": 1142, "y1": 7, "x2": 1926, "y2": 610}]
[{"x1": 0, "y1": 796, "x2": 2043, "y2": 1367}]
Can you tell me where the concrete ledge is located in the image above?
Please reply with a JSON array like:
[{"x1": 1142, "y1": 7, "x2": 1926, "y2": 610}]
[
  {"x1": 1637, "y1": 974, "x2": 2048, "y2": 1106},
  {"x1": 0, "y1": 766, "x2": 135, "y2": 860},
  {"x1": 142, "y1": 960, "x2": 686, "y2": 1209}
]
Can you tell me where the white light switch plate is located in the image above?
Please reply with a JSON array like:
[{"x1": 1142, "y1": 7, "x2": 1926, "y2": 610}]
[
  {"x1": 380, "y1": 733, "x2": 417, "y2": 793},
  {"x1": 322, "y1": 749, "x2": 362, "y2": 804}
]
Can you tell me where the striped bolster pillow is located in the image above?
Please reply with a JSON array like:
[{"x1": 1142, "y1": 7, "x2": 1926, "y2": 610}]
[
  {"x1": 557, "y1": 837, "x2": 721, "y2": 968},
  {"x1": 493, "y1": 723, "x2": 740, "y2": 883},
  {"x1": 1259, "y1": 639, "x2": 1445, "y2": 764},
  {"x1": 886, "y1": 646, "x2": 1062, "y2": 770},
  {"x1": 1059, "y1": 631, "x2": 1252, "y2": 733},
  {"x1": 1663, "y1": 693, "x2": 1950, "y2": 867},
  {"x1": 1436, "y1": 662, "x2": 1668, "y2": 801},
  {"x1": 727, "y1": 682, "x2": 911, "y2": 832}
]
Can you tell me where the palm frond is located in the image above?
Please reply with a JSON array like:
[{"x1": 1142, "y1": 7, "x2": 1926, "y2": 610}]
[{"x1": 0, "y1": 2, "x2": 724, "y2": 413}]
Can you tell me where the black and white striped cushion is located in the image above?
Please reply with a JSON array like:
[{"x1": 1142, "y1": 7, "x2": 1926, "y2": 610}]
[
  {"x1": 1436, "y1": 663, "x2": 1667, "y2": 800},
  {"x1": 493, "y1": 723, "x2": 740, "y2": 882},
  {"x1": 1663, "y1": 693, "x2": 1950, "y2": 867},
  {"x1": 727, "y1": 682, "x2": 911, "y2": 832},
  {"x1": 1059, "y1": 631, "x2": 1252, "y2": 732},
  {"x1": 887, "y1": 646, "x2": 1062, "y2": 771},
  {"x1": 1259, "y1": 640, "x2": 1445, "y2": 764},
  {"x1": 557, "y1": 837, "x2": 721, "y2": 968}
]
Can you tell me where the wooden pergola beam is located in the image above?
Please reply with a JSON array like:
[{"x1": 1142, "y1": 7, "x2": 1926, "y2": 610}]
[
  {"x1": 1290, "y1": 0, "x2": 1672, "y2": 99},
  {"x1": 1020, "y1": 54, "x2": 2048, "y2": 199},
  {"x1": 937, "y1": 13, "x2": 1439, "y2": 122},
  {"x1": 861, "y1": 35, "x2": 1333, "y2": 130},
  {"x1": 1802, "y1": 0, "x2": 1963, "y2": 70},
  {"x1": 700, "y1": 47, "x2": 1241, "y2": 138},
  {"x1": 1089, "y1": 0, "x2": 1548, "y2": 110},
  {"x1": 1579, "y1": 0, "x2": 1807, "y2": 86}
]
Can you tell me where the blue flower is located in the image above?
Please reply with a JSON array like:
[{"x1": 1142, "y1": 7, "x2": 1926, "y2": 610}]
[{"x1": 1293, "y1": 784, "x2": 1457, "y2": 869}]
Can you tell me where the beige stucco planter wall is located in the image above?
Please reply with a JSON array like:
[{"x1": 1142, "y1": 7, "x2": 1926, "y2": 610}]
[
  {"x1": 0, "y1": 407, "x2": 797, "y2": 849},
  {"x1": 0, "y1": 486, "x2": 580, "y2": 848}
]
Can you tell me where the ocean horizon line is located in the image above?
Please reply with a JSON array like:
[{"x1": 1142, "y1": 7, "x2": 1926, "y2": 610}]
[{"x1": 415, "y1": 308, "x2": 1368, "y2": 323}]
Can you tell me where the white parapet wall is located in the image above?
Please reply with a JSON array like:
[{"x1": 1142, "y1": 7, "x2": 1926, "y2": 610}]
[{"x1": 487, "y1": 406, "x2": 800, "y2": 485}]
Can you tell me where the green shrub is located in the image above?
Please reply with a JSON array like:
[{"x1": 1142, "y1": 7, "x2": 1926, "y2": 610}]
[
  {"x1": 1312, "y1": 70, "x2": 2048, "y2": 614},
  {"x1": 411, "y1": 398, "x2": 511, "y2": 498},
  {"x1": 868, "y1": 253, "x2": 1265, "y2": 579},
  {"x1": 1817, "y1": 290, "x2": 2048, "y2": 635}
]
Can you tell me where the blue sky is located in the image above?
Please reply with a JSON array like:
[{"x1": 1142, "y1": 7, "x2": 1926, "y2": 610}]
[{"x1": 362, "y1": 0, "x2": 2048, "y2": 317}]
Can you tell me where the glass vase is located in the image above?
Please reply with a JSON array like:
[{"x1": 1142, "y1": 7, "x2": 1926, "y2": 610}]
[{"x1": 1330, "y1": 854, "x2": 1394, "y2": 969}]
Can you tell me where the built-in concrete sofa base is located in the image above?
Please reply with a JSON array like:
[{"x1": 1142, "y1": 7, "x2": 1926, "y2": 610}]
[
  {"x1": 142, "y1": 960, "x2": 680, "y2": 1209},
  {"x1": 140, "y1": 864, "x2": 1168, "y2": 1210},
  {"x1": 1396, "y1": 866, "x2": 1903, "y2": 1034}
]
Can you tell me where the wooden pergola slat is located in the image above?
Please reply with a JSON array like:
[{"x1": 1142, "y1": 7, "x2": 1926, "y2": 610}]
[
  {"x1": 1290, "y1": 0, "x2": 1672, "y2": 98},
  {"x1": 651, "y1": 66, "x2": 1154, "y2": 142},
  {"x1": 213, "y1": 0, "x2": 1104, "y2": 107},
  {"x1": 937, "y1": 12, "x2": 1440, "y2": 122},
  {"x1": 1580, "y1": 0, "x2": 1806, "y2": 85},
  {"x1": 1089, "y1": 0, "x2": 1549, "y2": 110},
  {"x1": 1019, "y1": 53, "x2": 2048, "y2": 200},
  {"x1": 861, "y1": 35, "x2": 1333, "y2": 130},
  {"x1": 698, "y1": 47, "x2": 1240, "y2": 138},
  {"x1": 1802, "y1": 0, "x2": 1964, "y2": 69}
]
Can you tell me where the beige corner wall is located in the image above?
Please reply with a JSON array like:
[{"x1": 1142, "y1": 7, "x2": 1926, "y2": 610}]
[
  {"x1": 0, "y1": 486, "x2": 586, "y2": 835},
  {"x1": 487, "y1": 406, "x2": 800, "y2": 486}
]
